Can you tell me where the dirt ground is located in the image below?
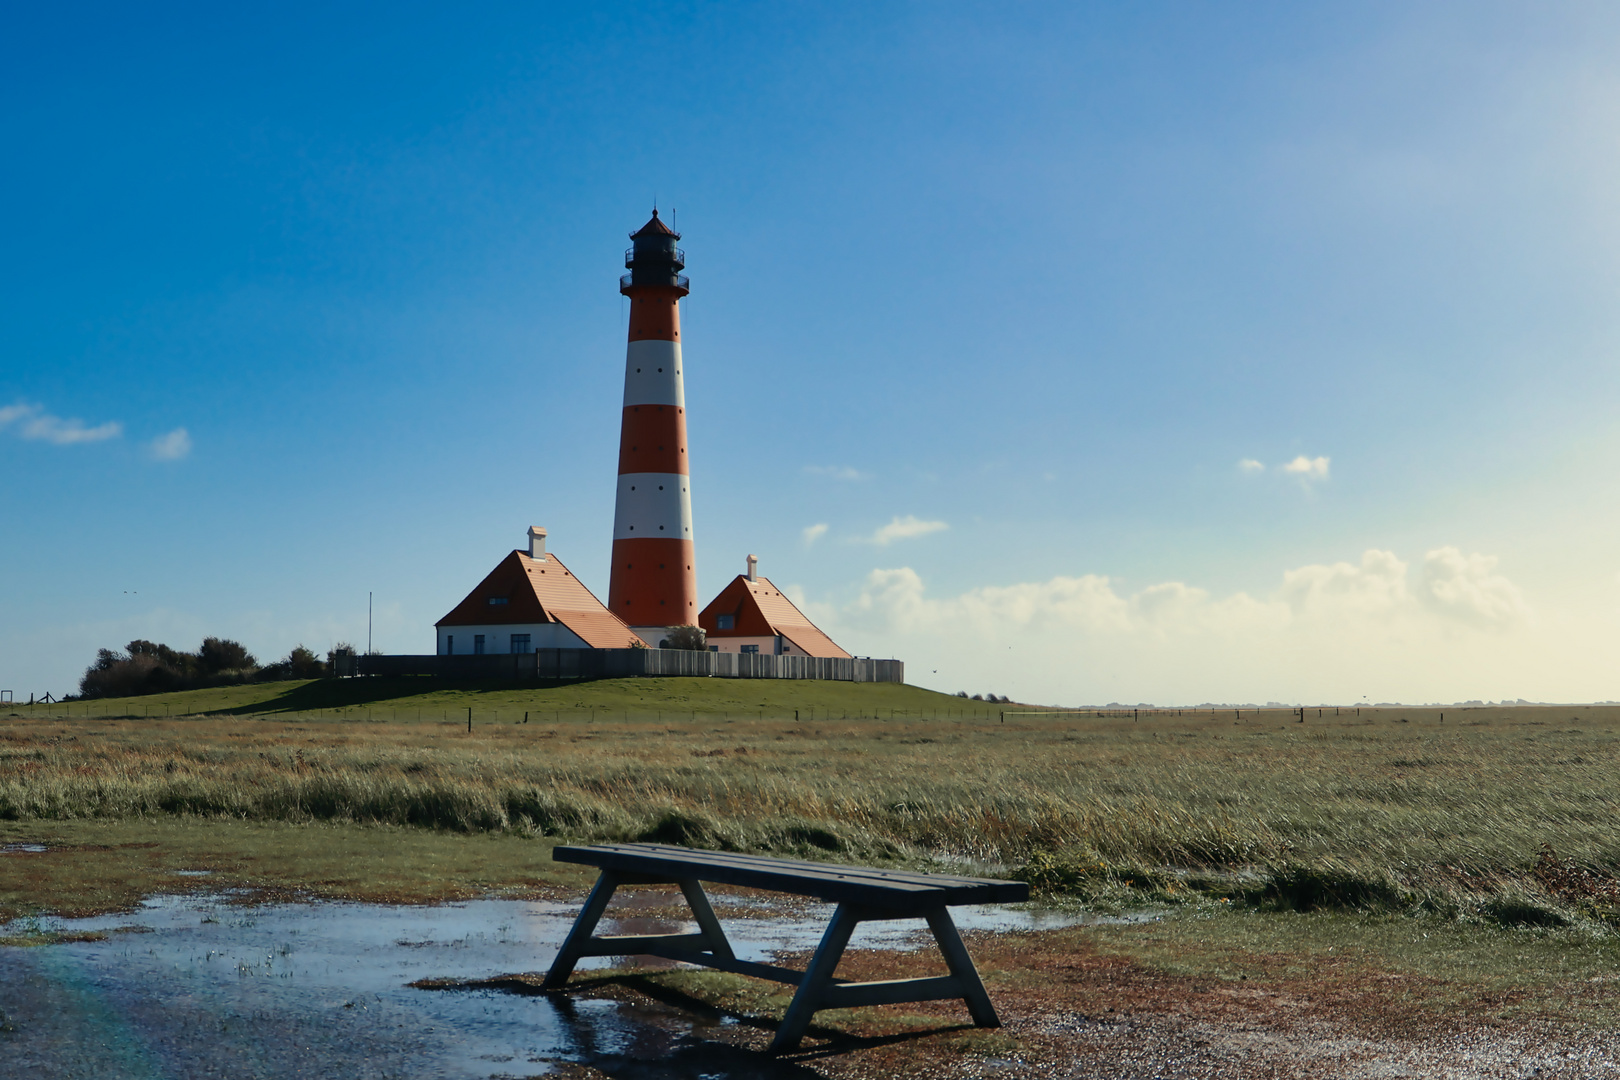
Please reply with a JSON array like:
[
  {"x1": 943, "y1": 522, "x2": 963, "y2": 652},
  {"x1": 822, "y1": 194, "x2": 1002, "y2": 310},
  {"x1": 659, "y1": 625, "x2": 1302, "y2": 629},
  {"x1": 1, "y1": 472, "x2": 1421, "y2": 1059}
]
[{"x1": 442, "y1": 915, "x2": 1620, "y2": 1079}]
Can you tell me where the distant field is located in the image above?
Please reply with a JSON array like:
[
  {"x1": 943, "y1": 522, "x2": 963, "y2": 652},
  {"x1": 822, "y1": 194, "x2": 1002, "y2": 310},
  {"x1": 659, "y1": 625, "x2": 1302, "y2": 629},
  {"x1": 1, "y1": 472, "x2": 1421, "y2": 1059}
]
[{"x1": 4, "y1": 687, "x2": 1619, "y2": 931}]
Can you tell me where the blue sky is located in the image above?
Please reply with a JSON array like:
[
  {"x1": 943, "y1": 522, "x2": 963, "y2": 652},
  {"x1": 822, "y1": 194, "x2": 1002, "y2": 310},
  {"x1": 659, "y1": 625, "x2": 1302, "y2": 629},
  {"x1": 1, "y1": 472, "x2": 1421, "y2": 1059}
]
[{"x1": 6, "y1": 2, "x2": 1620, "y2": 704}]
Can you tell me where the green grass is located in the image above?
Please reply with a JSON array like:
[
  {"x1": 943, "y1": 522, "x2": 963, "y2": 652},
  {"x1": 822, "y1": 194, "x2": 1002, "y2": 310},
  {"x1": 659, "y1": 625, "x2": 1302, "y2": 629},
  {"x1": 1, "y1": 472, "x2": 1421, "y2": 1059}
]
[
  {"x1": 20, "y1": 675, "x2": 978, "y2": 722},
  {"x1": 4, "y1": 696, "x2": 1620, "y2": 933},
  {"x1": 0, "y1": 817, "x2": 593, "y2": 922}
]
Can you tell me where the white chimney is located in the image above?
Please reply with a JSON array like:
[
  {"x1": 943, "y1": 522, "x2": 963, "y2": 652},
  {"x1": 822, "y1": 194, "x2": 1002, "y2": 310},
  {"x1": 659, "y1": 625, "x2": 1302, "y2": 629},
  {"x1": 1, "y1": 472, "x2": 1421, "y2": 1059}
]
[
  {"x1": 746, "y1": 554, "x2": 757, "y2": 582},
  {"x1": 528, "y1": 526, "x2": 548, "y2": 561}
]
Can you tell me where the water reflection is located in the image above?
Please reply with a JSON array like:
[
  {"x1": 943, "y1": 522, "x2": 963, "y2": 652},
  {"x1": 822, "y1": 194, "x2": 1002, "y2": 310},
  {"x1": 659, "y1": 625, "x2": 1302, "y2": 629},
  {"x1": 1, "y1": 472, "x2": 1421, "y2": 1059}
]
[{"x1": 0, "y1": 891, "x2": 1103, "y2": 1078}]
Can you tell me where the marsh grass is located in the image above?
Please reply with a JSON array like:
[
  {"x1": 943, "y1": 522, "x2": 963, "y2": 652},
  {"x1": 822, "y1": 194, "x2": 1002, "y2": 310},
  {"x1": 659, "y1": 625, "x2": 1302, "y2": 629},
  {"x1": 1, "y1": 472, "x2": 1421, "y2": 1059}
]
[{"x1": 4, "y1": 688, "x2": 1620, "y2": 927}]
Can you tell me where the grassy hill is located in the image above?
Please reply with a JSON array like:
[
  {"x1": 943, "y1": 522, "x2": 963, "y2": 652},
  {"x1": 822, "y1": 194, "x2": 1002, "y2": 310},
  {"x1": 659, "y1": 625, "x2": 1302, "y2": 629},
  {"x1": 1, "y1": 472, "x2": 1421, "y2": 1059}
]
[{"x1": 18, "y1": 676, "x2": 993, "y2": 723}]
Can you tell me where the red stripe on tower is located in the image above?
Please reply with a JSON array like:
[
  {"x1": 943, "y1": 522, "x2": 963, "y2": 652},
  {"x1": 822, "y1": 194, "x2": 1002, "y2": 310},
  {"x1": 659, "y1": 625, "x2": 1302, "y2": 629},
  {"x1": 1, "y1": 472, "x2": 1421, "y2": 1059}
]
[{"x1": 608, "y1": 209, "x2": 697, "y2": 639}]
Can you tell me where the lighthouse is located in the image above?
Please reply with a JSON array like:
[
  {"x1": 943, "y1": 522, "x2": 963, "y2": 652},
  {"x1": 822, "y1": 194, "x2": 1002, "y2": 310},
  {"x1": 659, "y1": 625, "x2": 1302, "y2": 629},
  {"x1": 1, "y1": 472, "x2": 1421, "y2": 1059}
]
[{"x1": 608, "y1": 210, "x2": 697, "y2": 641}]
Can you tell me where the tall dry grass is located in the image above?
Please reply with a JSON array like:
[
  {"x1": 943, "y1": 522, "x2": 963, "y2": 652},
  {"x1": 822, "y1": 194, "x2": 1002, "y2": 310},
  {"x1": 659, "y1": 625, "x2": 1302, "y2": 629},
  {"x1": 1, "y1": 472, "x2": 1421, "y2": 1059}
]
[{"x1": 3, "y1": 708, "x2": 1617, "y2": 922}]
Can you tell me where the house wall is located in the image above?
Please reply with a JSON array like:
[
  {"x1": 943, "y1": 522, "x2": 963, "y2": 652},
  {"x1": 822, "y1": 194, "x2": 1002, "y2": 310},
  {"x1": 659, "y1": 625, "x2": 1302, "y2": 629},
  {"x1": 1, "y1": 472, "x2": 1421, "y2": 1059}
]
[
  {"x1": 436, "y1": 622, "x2": 588, "y2": 655},
  {"x1": 706, "y1": 635, "x2": 796, "y2": 656}
]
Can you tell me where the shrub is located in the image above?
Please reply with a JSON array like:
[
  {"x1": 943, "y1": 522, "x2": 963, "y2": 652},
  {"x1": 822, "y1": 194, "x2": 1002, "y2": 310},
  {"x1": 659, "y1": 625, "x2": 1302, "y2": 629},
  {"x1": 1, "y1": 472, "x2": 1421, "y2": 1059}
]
[
  {"x1": 1253, "y1": 863, "x2": 1405, "y2": 912},
  {"x1": 258, "y1": 646, "x2": 326, "y2": 681},
  {"x1": 664, "y1": 625, "x2": 707, "y2": 651},
  {"x1": 78, "y1": 636, "x2": 290, "y2": 698}
]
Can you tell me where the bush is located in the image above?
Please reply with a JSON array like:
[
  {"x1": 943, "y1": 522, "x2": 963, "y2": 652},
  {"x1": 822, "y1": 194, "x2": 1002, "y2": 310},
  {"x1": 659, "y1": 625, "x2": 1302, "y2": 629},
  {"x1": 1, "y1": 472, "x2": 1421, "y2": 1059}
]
[
  {"x1": 664, "y1": 625, "x2": 707, "y2": 651},
  {"x1": 1252, "y1": 863, "x2": 1405, "y2": 912},
  {"x1": 78, "y1": 636, "x2": 318, "y2": 698},
  {"x1": 199, "y1": 637, "x2": 256, "y2": 674},
  {"x1": 259, "y1": 646, "x2": 326, "y2": 681}
]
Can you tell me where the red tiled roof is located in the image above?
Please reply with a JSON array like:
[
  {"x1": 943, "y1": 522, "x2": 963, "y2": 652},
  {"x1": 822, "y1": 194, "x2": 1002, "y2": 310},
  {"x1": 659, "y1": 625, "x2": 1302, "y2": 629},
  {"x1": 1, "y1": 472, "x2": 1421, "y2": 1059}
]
[
  {"x1": 698, "y1": 575, "x2": 852, "y2": 659},
  {"x1": 437, "y1": 551, "x2": 644, "y2": 649}
]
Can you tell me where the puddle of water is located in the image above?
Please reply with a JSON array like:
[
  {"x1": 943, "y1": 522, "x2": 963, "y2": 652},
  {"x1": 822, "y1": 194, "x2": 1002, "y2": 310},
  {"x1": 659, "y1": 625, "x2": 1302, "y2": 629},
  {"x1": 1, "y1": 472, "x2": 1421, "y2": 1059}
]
[
  {"x1": 0, "y1": 844, "x2": 48, "y2": 854},
  {"x1": 170, "y1": 869, "x2": 213, "y2": 877},
  {"x1": 0, "y1": 891, "x2": 1111, "y2": 1079}
]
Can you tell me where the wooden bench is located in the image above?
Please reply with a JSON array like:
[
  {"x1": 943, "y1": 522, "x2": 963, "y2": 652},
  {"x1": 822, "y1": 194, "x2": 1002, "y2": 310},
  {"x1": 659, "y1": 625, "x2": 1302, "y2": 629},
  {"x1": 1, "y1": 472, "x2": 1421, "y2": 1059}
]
[{"x1": 543, "y1": 842, "x2": 1030, "y2": 1052}]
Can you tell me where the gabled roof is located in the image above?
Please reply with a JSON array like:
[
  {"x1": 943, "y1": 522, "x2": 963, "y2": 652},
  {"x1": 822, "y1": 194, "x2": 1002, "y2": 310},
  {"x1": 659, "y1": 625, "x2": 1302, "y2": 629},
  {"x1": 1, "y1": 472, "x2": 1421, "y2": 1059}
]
[
  {"x1": 698, "y1": 575, "x2": 851, "y2": 659},
  {"x1": 630, "y1": 208, "x2": 679, "y2": 239},
  {"x1": 437, "y1": 550, "x2": 644, "y2": 649}
]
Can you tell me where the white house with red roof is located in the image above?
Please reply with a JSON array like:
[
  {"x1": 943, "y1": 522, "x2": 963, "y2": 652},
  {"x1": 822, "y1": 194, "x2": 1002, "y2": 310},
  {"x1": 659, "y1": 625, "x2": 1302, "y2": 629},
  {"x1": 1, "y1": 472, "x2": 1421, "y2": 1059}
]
[
  {"x1": 436, "y1": 527, "x2": 644, "y2": 655},
  {"x1": 697, "y1": 555, "x2": 851, "y2": 658}
]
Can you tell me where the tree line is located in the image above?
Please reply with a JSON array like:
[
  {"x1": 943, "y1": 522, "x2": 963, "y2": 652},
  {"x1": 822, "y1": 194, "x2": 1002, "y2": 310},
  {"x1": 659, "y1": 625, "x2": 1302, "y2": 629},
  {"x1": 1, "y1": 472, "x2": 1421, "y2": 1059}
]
[{"x1": 79, "y1": 638, "x2": 354, "y2": 698}]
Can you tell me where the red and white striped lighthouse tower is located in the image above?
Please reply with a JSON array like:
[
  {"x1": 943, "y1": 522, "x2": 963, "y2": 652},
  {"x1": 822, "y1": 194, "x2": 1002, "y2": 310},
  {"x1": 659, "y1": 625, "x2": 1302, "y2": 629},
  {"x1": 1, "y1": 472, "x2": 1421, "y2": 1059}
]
[{"x1": 608, "y1": 210, "x2": 697, "y2": 639}]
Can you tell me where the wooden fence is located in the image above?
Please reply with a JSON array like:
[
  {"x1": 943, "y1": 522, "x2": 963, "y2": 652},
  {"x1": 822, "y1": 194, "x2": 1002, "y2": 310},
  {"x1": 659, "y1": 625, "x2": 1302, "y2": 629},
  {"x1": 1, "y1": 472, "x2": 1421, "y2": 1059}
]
[{"x1": 348, "y1": 650, "x2": 903, "y2": 684}]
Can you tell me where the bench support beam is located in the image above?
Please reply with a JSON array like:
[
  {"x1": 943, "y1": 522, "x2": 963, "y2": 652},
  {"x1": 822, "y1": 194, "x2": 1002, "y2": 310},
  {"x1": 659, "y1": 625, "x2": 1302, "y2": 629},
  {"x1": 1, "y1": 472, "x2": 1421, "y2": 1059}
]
[{"x1": 769, "y1": 901, "x2": 862, "y2": 1052}]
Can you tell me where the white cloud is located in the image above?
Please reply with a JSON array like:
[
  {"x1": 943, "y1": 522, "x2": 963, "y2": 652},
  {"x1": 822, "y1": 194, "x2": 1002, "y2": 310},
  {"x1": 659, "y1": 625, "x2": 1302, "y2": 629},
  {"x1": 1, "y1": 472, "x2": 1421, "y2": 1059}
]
[
  {"x1": 1280, "y1": 549, "x2": 1409, "y2": 618},
  {"x1": 802, "y1": 523, "x2": 829, "y2": 547},
  {"x1": 146, "y1": 427, "x2": 192, "y2": 462},
  {"x1": 820, "y1": 545, "x2": 1541, "y2": 704},
  {"x1": 1239, "y1": 458, "x2": 1266, "y2": 473},
  {"x1": 804, "y1": 465, "x2": 866, "y2": 481},
  {"x1": 1420, "y1": 546, "x2": 1527, "y2": 626},
  {"x1": 0, "y1": 401, "x2": 122, "y2": 445},
  {"x1": 867, "y1": 515, "x2": 949, "y2": 546},
  {"x1": 1280, "y1": 455, "x2": 1331, "y2": 482}
]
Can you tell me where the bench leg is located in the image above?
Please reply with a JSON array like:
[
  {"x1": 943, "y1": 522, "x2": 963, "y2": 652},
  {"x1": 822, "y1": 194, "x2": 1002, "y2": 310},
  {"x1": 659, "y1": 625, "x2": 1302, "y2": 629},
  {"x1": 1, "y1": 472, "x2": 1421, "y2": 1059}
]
[
  {"x1": 678, "y1": 878, "x2": 735, "y2": 961},
  {"x1": 925, "y1": 906, "x2": 999, "y2": 1027},
  {"x1": 544, "y1": 870, "x2": 622, "y2": 989},
  {"x1": 769, "y1": 902, "x2": 861, "y2": 1053}
]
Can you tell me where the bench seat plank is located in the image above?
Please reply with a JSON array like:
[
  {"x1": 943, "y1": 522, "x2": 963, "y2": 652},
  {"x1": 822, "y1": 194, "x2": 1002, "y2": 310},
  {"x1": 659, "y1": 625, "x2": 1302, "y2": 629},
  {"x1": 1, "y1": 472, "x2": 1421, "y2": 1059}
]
[{"x1": 553, "y1": 843, "x2": 1029, "y2": 908}]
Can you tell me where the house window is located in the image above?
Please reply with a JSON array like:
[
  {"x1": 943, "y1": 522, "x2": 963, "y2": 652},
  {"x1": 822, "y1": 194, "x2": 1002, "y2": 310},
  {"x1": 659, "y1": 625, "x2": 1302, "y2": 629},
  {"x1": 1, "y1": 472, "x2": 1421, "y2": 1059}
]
[
  {"x1": 510, "y1": 634, "x2": 530, "y2": 653},
  {"x1": 445, "y1": 635, "x2": 453, "y2": 655},
  {"x1": 488, "y1": 597, "x2": 508, "y2": 606},
  {"x1": 717, "y1": 615, "x2": 735, "y2": 630},
  {"x1": 474, "y1": 635, "x2": 485, "y2": 655},
  {"x1": 708, "y1": 645, "x2": 718, "y2": 652},
  {"x1": 740, "y1": 644, "x2": 759, "y2": 655}
]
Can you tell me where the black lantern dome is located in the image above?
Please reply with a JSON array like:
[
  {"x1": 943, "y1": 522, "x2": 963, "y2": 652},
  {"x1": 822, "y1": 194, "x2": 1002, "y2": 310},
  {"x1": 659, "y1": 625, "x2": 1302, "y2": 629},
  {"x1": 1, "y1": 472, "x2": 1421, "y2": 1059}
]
[{"x1": 621, "y1": 209, "x2": 689, "y2": 295}]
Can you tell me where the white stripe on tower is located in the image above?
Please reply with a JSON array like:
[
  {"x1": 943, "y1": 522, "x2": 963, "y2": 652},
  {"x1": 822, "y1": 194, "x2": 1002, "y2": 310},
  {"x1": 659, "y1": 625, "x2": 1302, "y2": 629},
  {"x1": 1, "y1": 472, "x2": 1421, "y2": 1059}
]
[
  {"x1": 611, "y1": 474, "x2": 693, "y2": 539},
  {"x1": 622, "y1": 340, "x2": 685, "y2": 408}
]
